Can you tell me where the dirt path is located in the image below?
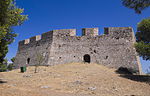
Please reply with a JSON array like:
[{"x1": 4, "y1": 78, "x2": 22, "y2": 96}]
[{"x1": 0, "y1": 63, "x2": 150, "y2": 96}]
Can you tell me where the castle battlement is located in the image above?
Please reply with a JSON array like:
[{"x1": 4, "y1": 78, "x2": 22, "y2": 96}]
[{"x1": 19, "y1": 27, "x2": 134, "y2": 46}]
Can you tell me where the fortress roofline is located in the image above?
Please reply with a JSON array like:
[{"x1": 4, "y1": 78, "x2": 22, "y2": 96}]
[{"x1": 19, "y1": 27, "x2": 133, "y2": 45}]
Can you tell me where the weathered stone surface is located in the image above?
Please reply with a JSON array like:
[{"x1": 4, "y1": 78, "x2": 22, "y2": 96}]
[{"x1": 14, "y1": 27, "x2": 142, "y2": 74}]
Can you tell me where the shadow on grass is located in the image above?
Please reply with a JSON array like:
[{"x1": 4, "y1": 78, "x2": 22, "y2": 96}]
[
  {"x1": 0, "y1": 79, "x2": 7, "y2": 84},
  {"x1": 119, "y1": 74, "x2": 150, "y2": 84},
  {"x1": 115, "y1": 74, "x2": 150, "y2": 85},
  {"x1": 115, "y1": 67, "x2": 150, "y2": 84}
]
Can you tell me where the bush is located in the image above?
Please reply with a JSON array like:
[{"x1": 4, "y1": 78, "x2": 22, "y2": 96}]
[
  {"x1": 0, "y1": 64, "x2": 7, "y2": 72},
  {"x1": 128, "y1": 68, "x2": 138, "y2": 74},
  {"x1": 116, "y1": 67, "x2": 133, "y2": 75},
  {"x1": 7, "y1": 64, "x2": 14, "y2": 71}
]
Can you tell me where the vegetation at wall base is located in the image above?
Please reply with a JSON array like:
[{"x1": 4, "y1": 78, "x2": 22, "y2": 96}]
[
  {"x1": 0, "y1": 64, "x2": 7, "y2": 72},
  {"x1": 7, "y1": 64, "x2": 15, "y2": 71}
]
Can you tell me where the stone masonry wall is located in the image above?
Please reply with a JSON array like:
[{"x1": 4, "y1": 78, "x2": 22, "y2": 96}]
[
  {"x1": 14, "y1": 27, "x2": 142, "y2": 74},
  {"x1": 14, "y1": 31, "x2": 53, "y2": 68}
]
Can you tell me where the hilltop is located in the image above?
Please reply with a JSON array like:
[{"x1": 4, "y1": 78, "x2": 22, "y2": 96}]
[{"x1": 0, "y1": 63, "x2": 150, "y2": 96}]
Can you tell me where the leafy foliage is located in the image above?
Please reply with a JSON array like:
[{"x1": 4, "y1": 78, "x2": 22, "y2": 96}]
[
  {"x1": 135, "y1": 18, "x2": 150, "y2": 60},
  {"x1": 136, "y1": 18, "x2": 150, "y2": 43},
  {"x1": 135, "y1": 42, "x2": 150, "y2": 60},
  {"x1": 0, "y1": 64, "x2": 7, "y2": 72},
  {"x1": 0, "y1": 0, "x2": 27, "y2": 68},
  {"x1": 7, "y1": 64, "x2": 14, "y2": 71},
  {"x1": 0, "y1": 59, "x2": 8, "y2": 72},
  {"x1": 11, "y1": 57, "x2": 15, "y2": 63},
  {"x1": 122, "y1": 0, "x2": 150, "y2": 14}
]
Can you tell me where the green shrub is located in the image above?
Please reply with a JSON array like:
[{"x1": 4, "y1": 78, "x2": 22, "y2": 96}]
[
  {"x1": 0, "y1": 63, "x2": 7, "y2": 72},
  {"x1": 7, "y1": 64, "x2": 14, "y2": 71}
]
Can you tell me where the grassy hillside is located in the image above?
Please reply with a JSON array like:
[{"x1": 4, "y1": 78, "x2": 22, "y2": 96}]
[{"x1": 0, "y1": 63, "x2": 150, "y2": 96}]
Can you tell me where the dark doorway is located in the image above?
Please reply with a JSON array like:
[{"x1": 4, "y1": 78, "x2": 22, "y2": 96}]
[
  {"x1": 83, "y1": 54, "x2": 91, "y2": 63},
  {"x1": 27, "y1": 58, "x2": 30, "y2": 64}
]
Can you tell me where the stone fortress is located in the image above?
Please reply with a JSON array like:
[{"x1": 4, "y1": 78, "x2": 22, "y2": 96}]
[{"x1": 14, "y1": 27, "x2": 142, "y2": 74}]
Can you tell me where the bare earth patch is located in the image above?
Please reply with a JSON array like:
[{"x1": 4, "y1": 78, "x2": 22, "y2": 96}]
[{"x1": 0, "y1": 63, "x2": 150, "y2": 96}]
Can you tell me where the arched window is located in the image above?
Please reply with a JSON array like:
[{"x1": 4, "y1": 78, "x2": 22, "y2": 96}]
[{"x1": 83, "y1": 54, "x2": 91, "y2": 63}]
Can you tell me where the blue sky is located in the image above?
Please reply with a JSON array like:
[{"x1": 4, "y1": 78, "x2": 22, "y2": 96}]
[{"x1": 7, "y1": 0, "x2": 150, "y2": 73}]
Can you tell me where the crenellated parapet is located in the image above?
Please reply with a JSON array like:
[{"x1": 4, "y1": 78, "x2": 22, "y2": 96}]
[
  {"x1": 104, "y1": 27, "x2": 134, "y2": 40},
  {"x1": 30, "y1": 35, "x2": 41, "y2": 43},
  {"x1": 18, "y1": 31, "x2": 53, "y2": 46},
  {"x1": 82, "y1": 28, "x2": 99, "y2": 36},
  {"x1": 19, "y1": 35, "x2": 42, "y2": 46},
  {"x1": 19, "y1": 27, "x2": 135, "y2": 46},
  {"x1": 53, "y1": 29, "x2": 76, "y2": 36}
]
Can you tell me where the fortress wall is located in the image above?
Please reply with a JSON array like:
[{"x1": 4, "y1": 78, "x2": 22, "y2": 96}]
[
  {"x1": 47, "y1": 27, "x2": 140, "y2": 73},
  {"x1": 14, "y1": 27, "x2": 141, "y2": 73},
  {"x1": 14, "y1": 31, "x2": 54, "y2": 68}
]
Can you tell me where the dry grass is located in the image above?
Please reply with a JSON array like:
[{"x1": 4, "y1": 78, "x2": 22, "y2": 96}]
[{"x1": 0, "y1": 63, "x2": 150, "y2": 96}]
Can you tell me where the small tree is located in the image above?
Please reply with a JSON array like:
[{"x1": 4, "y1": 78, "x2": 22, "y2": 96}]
[
  {"x1": 135, "y1": 18, "x2": 150, "y2": 61},
  {"x1": 35, "y1": 53, "x2": 44, "y2": 73},
  {"x1": 0, "y1": 0, "x2": 27, "y2": 69}
]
